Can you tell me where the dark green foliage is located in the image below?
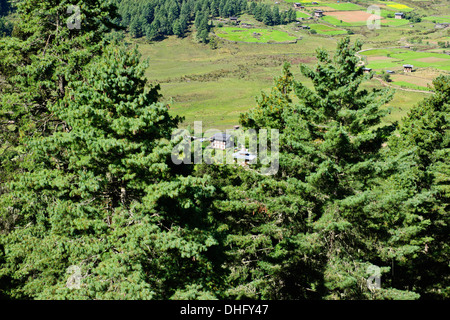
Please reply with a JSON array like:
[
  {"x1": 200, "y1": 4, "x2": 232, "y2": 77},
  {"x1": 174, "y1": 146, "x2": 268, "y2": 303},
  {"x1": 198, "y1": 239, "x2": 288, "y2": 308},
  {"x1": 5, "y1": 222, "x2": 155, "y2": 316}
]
[
  {"x1": 113, "y1": 0, "x2": 296, "y2": 41},
  {"x1": 235, "y1": 37, "x2": 422, "y2": 299},
  {"x1": 250, "y1": 2, "x2": 296, "y2": 26},
  {"x1": 232, "y1": 38, "x2": 449, "y2": 299},
  {"x1": 367, "y1": 75, "x2": 450, "y2": 299},
  {"x1": 0, "y1": 17, "x2": 12, "y2": 37},
  {"x1": 0, "y1": 0, "x2": 11, "y2": 17},
  {"x1": 381, "y1": 70, "x2": 392, "y2": 82},
  {"x1": 0, "y1": 0, "x2": 12, "y2": 36},
  {"x1": 113, "y1": 0, "x2": 247, "y2": 40},
  {"x1": 404, "y1": 11, "x2": 422, "y2": 23},
  {"x1": 195, "y1": 10, "x2": 211, "y2": 43},
  {"x1": 1, "y1": 0, "x2": 448, "y2": 301},
  {"x1": 0, "y1": 0, "x2": 123, "y2": 202},
  {"x1": 0, "y1": 44, "x2": 225, "y2": 299}
]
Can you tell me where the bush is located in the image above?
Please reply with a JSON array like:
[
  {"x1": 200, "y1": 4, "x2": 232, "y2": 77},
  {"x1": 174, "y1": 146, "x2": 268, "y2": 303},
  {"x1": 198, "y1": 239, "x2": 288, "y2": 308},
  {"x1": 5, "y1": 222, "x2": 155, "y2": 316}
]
[{"x1": 381, "y1": 70, "x2": 391, "y2": 82}]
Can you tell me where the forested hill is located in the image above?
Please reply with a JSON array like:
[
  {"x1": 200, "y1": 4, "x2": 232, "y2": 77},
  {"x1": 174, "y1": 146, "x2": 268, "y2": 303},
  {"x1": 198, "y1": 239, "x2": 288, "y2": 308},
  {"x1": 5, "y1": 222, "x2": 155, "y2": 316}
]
[
  {"x1": 112, "y1": 0, "x2": 296, "y2": 41},
  {"x1": 0, "y1": 0, "x2": 449, "y2": 302}
]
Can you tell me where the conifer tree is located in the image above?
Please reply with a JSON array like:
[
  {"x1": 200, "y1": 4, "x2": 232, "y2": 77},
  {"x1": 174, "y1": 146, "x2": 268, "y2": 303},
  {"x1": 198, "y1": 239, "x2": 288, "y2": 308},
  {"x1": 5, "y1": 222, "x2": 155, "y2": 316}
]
[
  {"x1": 0, "y1": 0, "x2": 122, "y2": 185},
  {"x1": 236, "y1": 37, "x2": 410, "y2": 299},
  {"x1": 0, "y1": 44, "x2": 225, "y2": 299},
  {"x1": 363, "y1": 75, "x2": 450, "y2": 299}
]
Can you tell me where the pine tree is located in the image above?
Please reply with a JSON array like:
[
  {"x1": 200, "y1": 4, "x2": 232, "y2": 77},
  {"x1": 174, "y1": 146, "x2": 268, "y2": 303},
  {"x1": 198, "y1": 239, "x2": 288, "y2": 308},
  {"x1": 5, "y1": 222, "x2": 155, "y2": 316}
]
[
  {"x1": 173, "y1": 19, "x2": 183, "y2": 37},
  {"x1": 0, "y1": 0, "x2": 122, "y2": 186},
  {"x1": 235, "y1": 37, "x2": 413, "y2": 299},
  {"x1": 272, "y1": 6, "x2": 281, "y2": 26},
  {"x1": 0, "y1": 44, "x2": 225, "y2": 299},
  {"x1": 364, "y1": 75, "x2": 450, "y2": 299}
]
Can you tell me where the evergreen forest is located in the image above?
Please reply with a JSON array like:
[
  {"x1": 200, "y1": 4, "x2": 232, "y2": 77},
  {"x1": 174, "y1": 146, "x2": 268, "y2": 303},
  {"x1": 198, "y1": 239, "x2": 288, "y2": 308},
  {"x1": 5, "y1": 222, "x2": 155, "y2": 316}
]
[{"x1": 0, "y1": 0, "x2": 448, "y2": 301}]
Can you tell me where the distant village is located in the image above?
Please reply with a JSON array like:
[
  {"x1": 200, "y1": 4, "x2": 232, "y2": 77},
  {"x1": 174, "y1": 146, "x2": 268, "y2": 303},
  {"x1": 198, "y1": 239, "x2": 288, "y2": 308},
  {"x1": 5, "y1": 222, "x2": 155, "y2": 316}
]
[{"x1": 188, "y1": 127, "x2": 258, "y2": 166}]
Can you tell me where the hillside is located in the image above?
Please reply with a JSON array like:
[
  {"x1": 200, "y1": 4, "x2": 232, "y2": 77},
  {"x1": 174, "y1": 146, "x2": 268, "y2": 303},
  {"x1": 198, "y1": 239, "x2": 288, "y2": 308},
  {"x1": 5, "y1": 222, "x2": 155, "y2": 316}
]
[
  {"x1": 0, "y1": 0, "x2": 448, "y2": 304},
  {"x1": 116, "y1": 0, "x2": 450, "y2": 129}
]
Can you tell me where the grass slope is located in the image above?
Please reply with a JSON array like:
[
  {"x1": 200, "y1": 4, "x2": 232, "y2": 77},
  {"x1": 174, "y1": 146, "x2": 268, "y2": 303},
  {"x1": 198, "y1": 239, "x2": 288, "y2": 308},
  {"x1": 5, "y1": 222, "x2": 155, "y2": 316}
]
[
  {"x1": 310, "y1": 23, "x2": 347, "y2": 35},
  {"x1": 214, "y1": 27, "x2": 297, "y2": 43}
]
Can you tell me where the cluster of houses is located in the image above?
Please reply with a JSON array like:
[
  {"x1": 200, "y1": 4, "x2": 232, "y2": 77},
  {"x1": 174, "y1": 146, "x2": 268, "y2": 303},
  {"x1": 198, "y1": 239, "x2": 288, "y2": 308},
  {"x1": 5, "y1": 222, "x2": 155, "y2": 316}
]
[
  {"x1": 362, "y1": 65, "x2": 413, "y2": 75},
  {"x1": 294, "y1": 1, "x2": 318, "y2": 9},
  {"x1": 293, "y1": 3, "x2": 324, "y2": 18},
  {"x1": 293, "y1": 3, "x2": 408, "y2": 21},
  {"x1": 210, "y1": 132, "x2": 257, "y2": 166},
  {"x1": 189, "y1": 128, "x2": 257, "y2": 166},
  {"x1": 293, "y1": 3, "x2": 324, "y2": 17}
]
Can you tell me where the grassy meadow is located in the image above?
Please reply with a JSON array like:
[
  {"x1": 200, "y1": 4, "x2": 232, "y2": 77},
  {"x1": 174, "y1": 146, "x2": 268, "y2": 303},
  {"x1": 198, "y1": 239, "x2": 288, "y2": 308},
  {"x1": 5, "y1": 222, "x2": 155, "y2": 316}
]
[
  {"x1": 134, "y1": 0, "x2": 450, "y2": 130},
  {"x1": 214, "y1": 27, "x2": 298, "y2": 43},
  {"x1": 363, "y1": 48, "x2": 450, "y2": 71},
  {"x1": 310, "y1": 23, "x2": 347, "y2": 35}
]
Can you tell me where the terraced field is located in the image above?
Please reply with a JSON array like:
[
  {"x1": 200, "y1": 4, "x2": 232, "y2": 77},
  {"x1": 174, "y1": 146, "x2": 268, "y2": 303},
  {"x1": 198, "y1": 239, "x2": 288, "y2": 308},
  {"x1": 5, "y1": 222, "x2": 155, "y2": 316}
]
[
  {"x1": 324, "y1": 3, "x2": 363, "y2": 11},
  {"x1": 423, "y1": 15, "x2": 450, "y2": 23},
  {"x1": 363, "y1": 48, "x2": 450, "y2": 71},
  {"x1": 309, "y1": 23, "x2": 347, "y2": 35},
  {"x1": 383, "y1": 1, "x2": 414, "y2": 12}
]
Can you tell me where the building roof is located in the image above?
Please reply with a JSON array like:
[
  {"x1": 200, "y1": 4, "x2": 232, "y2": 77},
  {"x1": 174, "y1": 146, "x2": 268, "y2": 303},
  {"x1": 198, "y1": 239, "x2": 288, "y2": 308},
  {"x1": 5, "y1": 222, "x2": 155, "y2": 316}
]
[
  {"x1": 232, "y1": 149, "x2": 257, "y2": 161},
  {"x1": 403, "y1": 64, "x2": 413, "y2": 68},
  {"x1": 211, "y1": 133, "x2": 233, "y2": 142},
  {"x1": 395, "y1": 12, "x2": 404, "y2": 15},
  {"x1": 363, "y1": 67, "x2": 372, "y2": 70}
]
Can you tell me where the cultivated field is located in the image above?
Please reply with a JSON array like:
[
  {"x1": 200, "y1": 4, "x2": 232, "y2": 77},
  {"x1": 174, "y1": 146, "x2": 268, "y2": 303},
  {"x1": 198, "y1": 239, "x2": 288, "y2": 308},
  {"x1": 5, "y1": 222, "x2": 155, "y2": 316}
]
[
  {"x1": 309, "y1": 23, "x2": 347, "y2": 35},
  {"x1": 363, "y1": 48, "x2": 450, "y2": 72},
  {"x1": 324, "y1": 10, "x2": 382, "y2": 23}
]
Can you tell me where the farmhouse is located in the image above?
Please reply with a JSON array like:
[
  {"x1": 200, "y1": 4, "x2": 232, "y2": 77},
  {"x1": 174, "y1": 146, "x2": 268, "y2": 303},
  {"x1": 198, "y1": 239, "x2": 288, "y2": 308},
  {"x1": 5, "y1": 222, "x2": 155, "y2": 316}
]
[
  {"x1": 362, "y1": 67, "x2": 372, "y2": 73},
  {"x1": 229, "y1": 17, "x2": 240, "y2": 24},
  {"x1": 210, "y1": 133, "x2": 234, "y2": 150},
  {"x1": 233, "y1": 148, "x2": 257, "y2": 166},
  {"x1": 314, "y1": 10, "x2": 324, "y2": 18},
  {"x1": 395, "y1": 12, "x2": 405, "y2": 19},
  {"x1": 403, "y1": 64, "x2": 413, "y2": 72},
  {"x1": 293, "y1": 3, "x2": 305, "y2": 9}
]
